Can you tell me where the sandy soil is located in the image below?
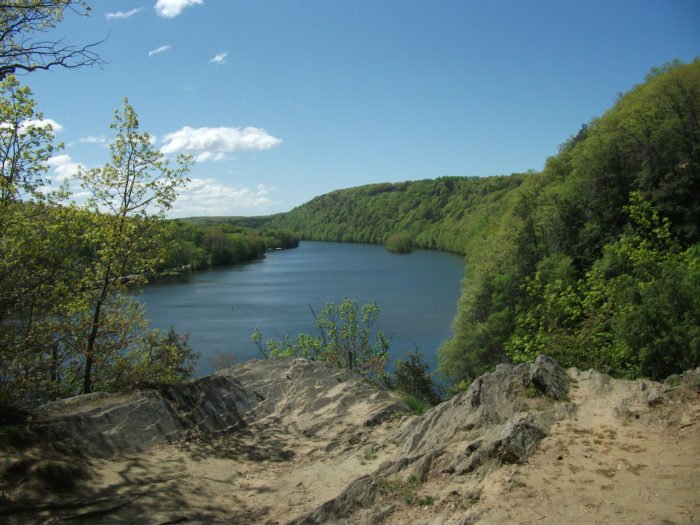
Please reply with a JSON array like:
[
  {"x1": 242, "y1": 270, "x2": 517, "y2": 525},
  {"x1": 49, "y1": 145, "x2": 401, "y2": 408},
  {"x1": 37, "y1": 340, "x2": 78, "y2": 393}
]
[
  {"x1": 2, "y1": 409, "x2": 406, "y2": 524},
  {"x1": 2, "y1": 367, "x2": 698, "y2": 525},
  {"x1": 374, "y1": 369, "x2": 700, "y2": 525},
  {"x1": 473, "y1": 370, "x2": 700, "y2": 525}
]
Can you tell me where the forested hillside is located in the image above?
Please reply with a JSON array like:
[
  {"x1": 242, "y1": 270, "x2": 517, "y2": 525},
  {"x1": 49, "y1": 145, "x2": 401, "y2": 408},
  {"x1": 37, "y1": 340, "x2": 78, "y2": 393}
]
[
  {"x1": 268, "y1": 175, "x2": 528, "y2": 254},
  {"x1": 271, "y1": 59, "x2": 700, "y2": 383},
  {"x1": 161, "y1": 219, "x2": 298, "y2": 271}
]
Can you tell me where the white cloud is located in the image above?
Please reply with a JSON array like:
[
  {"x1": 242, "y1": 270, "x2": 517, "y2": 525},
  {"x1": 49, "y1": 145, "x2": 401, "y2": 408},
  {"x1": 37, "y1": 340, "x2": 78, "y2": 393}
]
[
  {"x1": 106, "y1": 7, "x2": 143, "y2": 20},
  {"x1": 193, "y1": 151, "x2": 227, "y2": 162},
  {"x1": 148, "y1": 45, "x2": 172, "y2": 58},
  {"x1": 208, "y1": 52, "x2": 227, "y2": 65},
  {"x1": 160, "y1": 126, "x2": 282, "y2": 160},
  {"x1": 22, "y1": 118, "x2": 63, "y2": 134},
  {"x1": 154, "y1": 0, "x2": 203, "y2": 18},
  {"x1": 46, "y1": 154, "x2": 84, "y2": 182},
  {"x1": 171, "y1": 178, "x2": 274, "y2": 217},
  {"x1": 79, "y1": 135, "x2": 107, "y2": 144}
]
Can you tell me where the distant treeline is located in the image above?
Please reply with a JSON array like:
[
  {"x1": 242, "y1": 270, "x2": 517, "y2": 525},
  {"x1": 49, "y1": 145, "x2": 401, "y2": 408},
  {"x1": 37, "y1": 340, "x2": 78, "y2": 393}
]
[
  {"x1": 160, "y1": 220, "x2": 299, "y2": 272},
  {"x1": 266, "y1": 175, "x2": 526, "y2": 254},
  {"x1": 265, "y1": 59, "x2": 700, "y2": 382}
]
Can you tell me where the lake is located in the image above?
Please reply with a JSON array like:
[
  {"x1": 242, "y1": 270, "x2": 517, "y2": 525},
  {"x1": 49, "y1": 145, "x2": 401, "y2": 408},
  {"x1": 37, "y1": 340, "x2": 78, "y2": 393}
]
[{"x1": 137, "y1": 241, "x2": 465, "y2": 376}]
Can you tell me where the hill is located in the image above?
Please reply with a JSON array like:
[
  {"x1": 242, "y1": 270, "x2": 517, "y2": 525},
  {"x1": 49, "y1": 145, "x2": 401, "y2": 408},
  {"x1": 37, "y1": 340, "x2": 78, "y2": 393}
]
[{"x1": 267, "y1": 175, "x2": 528, "y2": 254}]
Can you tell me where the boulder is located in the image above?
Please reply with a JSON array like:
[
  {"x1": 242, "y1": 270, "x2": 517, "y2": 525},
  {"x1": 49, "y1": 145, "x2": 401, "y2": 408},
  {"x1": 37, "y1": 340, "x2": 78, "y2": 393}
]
[{"x1": 530, "y1": 354, "x2": 570, "y2": 400}]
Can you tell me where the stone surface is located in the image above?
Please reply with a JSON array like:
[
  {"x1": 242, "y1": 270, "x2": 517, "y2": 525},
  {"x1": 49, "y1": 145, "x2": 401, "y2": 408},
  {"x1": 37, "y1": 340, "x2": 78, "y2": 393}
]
[
  {"x1": 290, "y1": 358, "x2": 571, "y2": 524},
  {"x1": 530, "y1": 354, "x2": 570, "y2": 400},
  {"x1": 36, "y1": 357, "x2": 406, "y2": 457},
  {"x1": 13, "y1": 357, "x2": 696, "y2": 525}
]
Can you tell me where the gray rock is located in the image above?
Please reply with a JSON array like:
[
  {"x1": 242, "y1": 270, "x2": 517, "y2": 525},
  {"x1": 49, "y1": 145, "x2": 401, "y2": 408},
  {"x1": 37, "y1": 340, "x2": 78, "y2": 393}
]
[
  {"x1": 493, "y1": 416, "x2": 547, "y2": 463},
  {"x1": 647, "y1": 389, "x2": 665, "y2": 406},
  {"x1": 529, "y1": 354, "x2": 570, "y2": 400},
  {"x1": 292, "y1": 358, "x2": 570, "y2": 524},
  {"x1": 36, "y1": 358, "x2": 407, "y2": 458}
]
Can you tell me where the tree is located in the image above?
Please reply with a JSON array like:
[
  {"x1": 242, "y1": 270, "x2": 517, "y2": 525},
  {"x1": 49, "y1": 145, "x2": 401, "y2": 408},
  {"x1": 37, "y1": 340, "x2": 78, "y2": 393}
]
[
  {"x1": 0, "y1": 76, "x2": 57, "y2": 404},
  {"x1": 252, "y1": 298, "x2": 389, "y2": 379},
  {"x1": 0, "y1": 0, "x2": 102, "y2": 81},
  {"x1": 76, "y1": 99, "x2": 191, "y2": 393},
  {"x1": 506, "y1": 192, "x2": 700, "y2": 380}
]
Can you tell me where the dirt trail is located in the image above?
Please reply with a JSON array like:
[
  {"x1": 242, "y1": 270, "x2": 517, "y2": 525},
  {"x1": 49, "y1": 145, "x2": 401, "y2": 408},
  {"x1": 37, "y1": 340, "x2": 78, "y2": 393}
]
[
  {"x1": 2, "y1": 361, "x2": 699, "y2": 525},
  {"x1": 472, "y1": 369, "x2": 700, "y2": 525}
]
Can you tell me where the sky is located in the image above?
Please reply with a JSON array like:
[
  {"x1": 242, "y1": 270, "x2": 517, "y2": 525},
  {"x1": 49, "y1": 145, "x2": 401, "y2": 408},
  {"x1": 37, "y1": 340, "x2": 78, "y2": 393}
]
[{"x1": 24, "y1": 0, "x2": 700, "y2": 217}]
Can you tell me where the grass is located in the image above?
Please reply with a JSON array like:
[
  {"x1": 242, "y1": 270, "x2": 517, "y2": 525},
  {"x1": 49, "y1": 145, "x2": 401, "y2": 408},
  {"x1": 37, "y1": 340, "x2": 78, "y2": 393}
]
[
  {"x1": 360, "y1": 449, "x2": 378, "y2": 464},
  {"x1": 404, "y1": 493, "x2": 436, "y2": 506},
  {"x1": 403, "y1": 394, "x2": 431, "y2": 416},
  {"x1": 378, "y1": 474, "x2": 436, "y2": 507},
  {"x1": 524, "y1": 385, "x2": 540, "y2": 398}
]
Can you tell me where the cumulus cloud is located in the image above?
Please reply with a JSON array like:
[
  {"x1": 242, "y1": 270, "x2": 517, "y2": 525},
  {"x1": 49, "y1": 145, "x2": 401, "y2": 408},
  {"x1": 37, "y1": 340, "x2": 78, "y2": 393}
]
[
  {"x1": 46, "y1": 154, "x2": 84, "y2": 182},
  {"x1": 148, "y1": 44, "x2": 172, "y2": 57},
  {"x1": 160, "y1": 126, "x2": 282, "y2": 160},
  {"x1": 22, "y1": 118, "x2": 63, "y2": 134},
  {"x1": 106, "y1": 7, "x2": 143, "y2": 20},
  {"x1": 208, "y1": 52, "x2": 227, "y2": 65},
  {"x1": 154, "y1": 0, "x2": 203, "y2": 18},
  {"x1": 171, "y1": 178, "x2": 274, "y2": 216}
]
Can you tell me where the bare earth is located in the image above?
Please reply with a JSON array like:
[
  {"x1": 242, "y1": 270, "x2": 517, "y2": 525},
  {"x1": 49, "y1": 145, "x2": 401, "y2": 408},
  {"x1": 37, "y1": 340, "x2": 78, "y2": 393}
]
[
  {"x1": 2, "y1": 363, "x2": 699, "y2": 524},
  {"x1": 471, "y1": 369, "x2": 700, "y2": 525}
]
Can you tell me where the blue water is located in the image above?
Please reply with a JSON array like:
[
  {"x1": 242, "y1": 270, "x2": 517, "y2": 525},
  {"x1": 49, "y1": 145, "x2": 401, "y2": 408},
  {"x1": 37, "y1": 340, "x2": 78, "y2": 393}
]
[{"x1": 137, "y1": 241, "x2": 464, "y2": 376}]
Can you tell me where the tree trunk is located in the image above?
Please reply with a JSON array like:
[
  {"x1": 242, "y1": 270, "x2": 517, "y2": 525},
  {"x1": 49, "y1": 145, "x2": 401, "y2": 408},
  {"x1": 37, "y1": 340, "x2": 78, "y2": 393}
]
[
  {"x1": 83, "y1": 277, "x2": 109, "y2": 394},
  {"x1": 82, "y1": 301, "x2": 102, "y2": 394}
]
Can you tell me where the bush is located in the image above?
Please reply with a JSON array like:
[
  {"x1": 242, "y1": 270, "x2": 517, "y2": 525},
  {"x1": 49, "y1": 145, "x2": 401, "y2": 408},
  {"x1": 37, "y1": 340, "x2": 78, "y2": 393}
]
[
  {"x1": 252, "y1": 298, "x2": 389, "y2": 379},
  {"x1": 403, "y1": 393, "x2": 431, "y2": 415},
  {"x1": 385, "y1": 232, "x2": 413, "y2": 254},
  {"x1": 393, "y1": 350, "x2": 442, "y2": 405}
]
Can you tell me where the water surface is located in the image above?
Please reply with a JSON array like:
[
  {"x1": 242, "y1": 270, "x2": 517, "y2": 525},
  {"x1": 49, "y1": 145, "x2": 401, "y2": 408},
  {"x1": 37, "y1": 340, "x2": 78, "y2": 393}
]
[{"x1": 138, "y1": 241, "x2": 464, "y2": 376}]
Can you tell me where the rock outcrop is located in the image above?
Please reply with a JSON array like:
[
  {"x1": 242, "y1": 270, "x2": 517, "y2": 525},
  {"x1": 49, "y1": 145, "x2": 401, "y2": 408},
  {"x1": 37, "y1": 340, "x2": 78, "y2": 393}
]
[
  {"x1": 2, "y1": 357, "x2": 699, "y2": 525},
  {"x1": 34, "y1": 358, "x2": 406, "y2": 457},
  {"x1": 291, "y1": 358, "x2": 574, "y2": 524}
]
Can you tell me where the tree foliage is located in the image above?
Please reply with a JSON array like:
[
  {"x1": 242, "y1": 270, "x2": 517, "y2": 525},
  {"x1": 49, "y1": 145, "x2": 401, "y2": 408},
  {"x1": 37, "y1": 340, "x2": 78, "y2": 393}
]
[
  {"x1": 392, "y1": 349, "x2": 442, "y2": 406},
  {"x1": 158, "y1": 219, "x2": 298, "y2": 272},
  {"x1": 0, "y1": 86, "x2": 196, "y2": 407},
  {"x1": 252, "y1": 298, "x2": 389, "y2": 379},
  {"x1": 75, "y1": 98, "x2": 191, "y2": 393}
]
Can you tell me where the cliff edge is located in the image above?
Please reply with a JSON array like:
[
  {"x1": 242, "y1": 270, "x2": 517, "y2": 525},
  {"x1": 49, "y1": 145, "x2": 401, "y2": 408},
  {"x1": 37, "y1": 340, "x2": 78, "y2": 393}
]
[{"x1": 1, "y1": 357, "x2": 698, "y2": 524}]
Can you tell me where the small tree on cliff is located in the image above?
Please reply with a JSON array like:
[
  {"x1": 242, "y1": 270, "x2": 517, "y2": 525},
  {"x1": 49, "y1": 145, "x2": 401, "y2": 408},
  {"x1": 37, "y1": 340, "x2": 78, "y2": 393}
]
[
  {"x1": 252, "y1": 298, "x2": 389, "y2": 379},
  {"x1": 76, "y1": 98, "x2": 191, "y2": 393}
]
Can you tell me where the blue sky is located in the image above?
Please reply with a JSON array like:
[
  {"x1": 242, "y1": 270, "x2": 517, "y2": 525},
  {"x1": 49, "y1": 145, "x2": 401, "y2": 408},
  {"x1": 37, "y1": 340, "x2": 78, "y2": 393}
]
[{"x1": 27, "y1": 0, "x2": 700, "y2": 217}]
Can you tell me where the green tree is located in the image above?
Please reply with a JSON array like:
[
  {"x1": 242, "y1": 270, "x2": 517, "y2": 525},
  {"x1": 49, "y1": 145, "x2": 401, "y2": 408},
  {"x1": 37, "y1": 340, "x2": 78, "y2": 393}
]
[
  {"x1": 385, "y1": 232, "x2": 413, "y2": 253},
  {"x1": 506, "y1": 192, "x2": 700, "y2": 379},
  {"x1": 252, "y1": 298, "x2": 389, "y2": 378},
  {"x1": 75, "y1": 99, "x2": 191, "y2": 393},
  {"x1": 0, "y1": 75, "x2": 73, "y2": 406},
  {"x1": 393, "y1": 349, "x2": 442, "y2": 406}
]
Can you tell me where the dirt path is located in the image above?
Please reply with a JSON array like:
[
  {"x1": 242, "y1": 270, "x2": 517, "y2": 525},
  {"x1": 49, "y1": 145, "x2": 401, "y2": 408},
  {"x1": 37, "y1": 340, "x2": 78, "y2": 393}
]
[
  {"x1": 67, "y1": 410, "x2": 405, "y2": 524},
  {"x1": 3, "y1": 363, "x2": 698, "y2": 525},
  {"x1": 473, "y1": 369, "x2": 700, "y2": 525}
]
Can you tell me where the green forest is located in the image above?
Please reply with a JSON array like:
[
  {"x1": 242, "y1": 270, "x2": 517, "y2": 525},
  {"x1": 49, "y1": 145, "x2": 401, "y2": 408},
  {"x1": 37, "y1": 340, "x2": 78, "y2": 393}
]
[{"x1": 266, "y1": 59, "x2": 700, "y2": 383}]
